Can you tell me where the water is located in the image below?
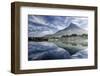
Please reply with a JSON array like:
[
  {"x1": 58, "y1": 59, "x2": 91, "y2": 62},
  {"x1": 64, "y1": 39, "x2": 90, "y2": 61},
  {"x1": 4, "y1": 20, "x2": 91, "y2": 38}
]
[{"x1": 28, "y1": 41, "x2": 88, "y2": 61}]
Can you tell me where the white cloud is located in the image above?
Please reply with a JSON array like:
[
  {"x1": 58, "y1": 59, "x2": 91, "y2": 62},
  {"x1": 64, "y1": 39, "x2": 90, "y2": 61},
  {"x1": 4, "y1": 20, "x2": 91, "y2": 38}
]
[{"x1": 30, "y1": 16, "x2": 47, "y2": 25}]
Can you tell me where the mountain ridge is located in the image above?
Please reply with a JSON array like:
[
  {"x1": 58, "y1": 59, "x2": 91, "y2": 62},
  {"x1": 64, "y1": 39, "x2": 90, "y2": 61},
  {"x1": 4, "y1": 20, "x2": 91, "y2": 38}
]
[{"x1": 45, "y1": 23, "x2": 87, "y2": 37}]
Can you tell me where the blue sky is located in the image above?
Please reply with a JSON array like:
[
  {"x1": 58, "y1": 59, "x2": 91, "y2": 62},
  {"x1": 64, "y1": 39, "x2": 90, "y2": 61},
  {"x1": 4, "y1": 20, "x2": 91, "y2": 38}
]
[{"x1": 28, "y1": 15, "x2": 88, "y2": 37}]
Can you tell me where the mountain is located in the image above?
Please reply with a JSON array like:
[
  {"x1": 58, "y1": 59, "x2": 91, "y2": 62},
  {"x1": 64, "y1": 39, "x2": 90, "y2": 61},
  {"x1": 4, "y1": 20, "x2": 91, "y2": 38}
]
[{"x1": 45, "y1": 23, "x2": 87, "y2": 37}]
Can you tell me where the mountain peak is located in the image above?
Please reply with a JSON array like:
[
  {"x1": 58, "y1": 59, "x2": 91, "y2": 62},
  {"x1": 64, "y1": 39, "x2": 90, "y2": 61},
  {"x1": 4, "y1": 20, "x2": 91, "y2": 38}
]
[
  {"x1": 64, "y1": 23, "x2": 81, "y2": 30},
  {"x1": 45, "y1": 23, "x2": 87, "y2": 37}
]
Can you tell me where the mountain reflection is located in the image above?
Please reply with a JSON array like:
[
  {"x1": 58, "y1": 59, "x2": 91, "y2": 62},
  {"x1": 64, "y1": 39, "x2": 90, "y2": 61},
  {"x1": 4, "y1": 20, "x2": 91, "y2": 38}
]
[{"x1": 28, "y1": 41, "x2": 88, "y2": 60}]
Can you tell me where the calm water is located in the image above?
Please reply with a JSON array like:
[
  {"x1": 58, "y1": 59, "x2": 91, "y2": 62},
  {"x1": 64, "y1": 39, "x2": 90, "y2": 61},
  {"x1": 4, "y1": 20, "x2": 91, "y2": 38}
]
[{"x1": 28, "y1": 41, "x2": 88, "y2": 61}]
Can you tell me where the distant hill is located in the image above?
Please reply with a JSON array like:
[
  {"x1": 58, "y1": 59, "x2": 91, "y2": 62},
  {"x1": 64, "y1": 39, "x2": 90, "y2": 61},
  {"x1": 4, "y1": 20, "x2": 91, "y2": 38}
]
[{"x1": 45, "y1": 23, "x2": 87, "y2": 37}]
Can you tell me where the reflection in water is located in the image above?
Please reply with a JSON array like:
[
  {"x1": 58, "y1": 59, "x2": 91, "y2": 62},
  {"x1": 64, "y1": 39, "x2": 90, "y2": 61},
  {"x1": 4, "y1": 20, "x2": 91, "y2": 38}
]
[{"x1": 28, "y1": 41, "x2": 88, "y2": 61}]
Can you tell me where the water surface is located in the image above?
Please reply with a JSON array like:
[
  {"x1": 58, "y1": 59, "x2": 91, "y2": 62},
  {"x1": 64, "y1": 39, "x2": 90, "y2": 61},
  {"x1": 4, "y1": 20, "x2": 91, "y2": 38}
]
[{"x1": 28, "y1": 41, "x2": 88, "y2": 61}]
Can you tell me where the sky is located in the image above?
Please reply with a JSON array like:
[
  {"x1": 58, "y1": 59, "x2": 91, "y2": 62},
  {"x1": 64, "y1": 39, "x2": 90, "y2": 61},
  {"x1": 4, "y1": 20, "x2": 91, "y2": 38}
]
[{"x1": 28, "y1": 15, "x2": 88, "y2": 37}]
